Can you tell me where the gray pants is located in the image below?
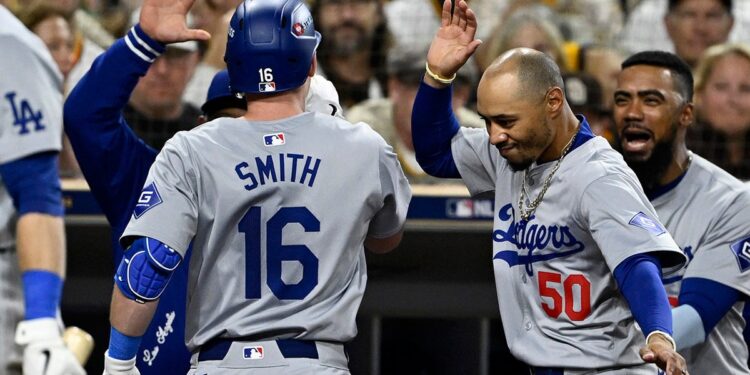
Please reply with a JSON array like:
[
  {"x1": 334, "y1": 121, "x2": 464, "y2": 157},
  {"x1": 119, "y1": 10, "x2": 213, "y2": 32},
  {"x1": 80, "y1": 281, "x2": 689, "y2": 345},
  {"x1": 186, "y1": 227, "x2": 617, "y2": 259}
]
[
  {"x1": 0, "y1": 248, "x2": 23, "y2": 375},
  {"x1": 189, "y1": 340, "x2": 350, "y2": 375}
]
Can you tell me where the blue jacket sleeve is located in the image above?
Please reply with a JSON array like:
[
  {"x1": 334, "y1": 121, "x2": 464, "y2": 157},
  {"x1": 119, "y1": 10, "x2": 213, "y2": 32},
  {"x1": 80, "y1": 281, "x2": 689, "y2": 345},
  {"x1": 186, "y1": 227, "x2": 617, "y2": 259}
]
[
  {"x1": 614, "y1": 253, "x2": 673, "y2": 336},
  {"x1": 411, "y1": 81, "x2": 461, "y2": 178},
  {"x1": 64, "y1": 25, "x2": 164, "y2": 232},
  {"x1": 679, "y1": 277, "x2": 740, "y2": 336}
]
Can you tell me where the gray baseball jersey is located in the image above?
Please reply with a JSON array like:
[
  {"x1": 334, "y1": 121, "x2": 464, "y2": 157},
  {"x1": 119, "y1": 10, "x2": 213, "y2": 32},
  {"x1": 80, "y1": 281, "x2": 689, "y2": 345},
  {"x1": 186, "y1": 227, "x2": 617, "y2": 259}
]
[
  {"x1": 0, "y1": 5, "x2": 63, "y2": 248},
  {"x1": 0, "y1": 5, "x2": 63, "y2": 374},
  {"x1": 451, "y1": 128, "x2": 685, "y2": 369},
  {"x1": 655, "y1": 153, "x2": 750, "y2": 375},
  {"x1": 122, "y1": 112, "x2": 411, "y2": 351}
]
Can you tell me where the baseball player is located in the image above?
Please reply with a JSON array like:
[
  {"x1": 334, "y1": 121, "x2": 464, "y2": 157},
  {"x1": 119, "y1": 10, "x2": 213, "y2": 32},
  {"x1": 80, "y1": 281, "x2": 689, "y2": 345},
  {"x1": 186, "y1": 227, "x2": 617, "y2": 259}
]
[
  {"x1": 63, "y1": 4, "x2": 346, "y2": 375},
  {"x1": 0, "y1": 4, "x2": 85, "y2": 375},
  {"x1": 613, "y1": 50, "x2": 750, "y2": 375},
  {"x1": 412, "y1": 1, "x2": 688, "y2": 374}
]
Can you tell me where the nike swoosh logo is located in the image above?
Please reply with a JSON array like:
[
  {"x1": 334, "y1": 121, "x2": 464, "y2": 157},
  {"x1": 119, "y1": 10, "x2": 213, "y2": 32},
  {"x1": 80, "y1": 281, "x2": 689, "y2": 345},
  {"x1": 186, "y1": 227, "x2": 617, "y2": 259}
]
[
  {"x1": 41, "y1": 349, "x2": 51, "y2": 374},
  {"x1": 329, "y1": 104, "x2": 337, "y2": 116}
]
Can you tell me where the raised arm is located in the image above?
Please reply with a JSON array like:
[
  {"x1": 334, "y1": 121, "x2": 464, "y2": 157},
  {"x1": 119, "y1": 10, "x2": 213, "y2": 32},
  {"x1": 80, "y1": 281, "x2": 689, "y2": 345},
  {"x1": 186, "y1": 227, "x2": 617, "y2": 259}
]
[
  {"x1": 63, "y1": 0, "x2": 209, "y2": 231},
  {"x1": 412, "y1": 0, "x2": 481, "y2": 178}
]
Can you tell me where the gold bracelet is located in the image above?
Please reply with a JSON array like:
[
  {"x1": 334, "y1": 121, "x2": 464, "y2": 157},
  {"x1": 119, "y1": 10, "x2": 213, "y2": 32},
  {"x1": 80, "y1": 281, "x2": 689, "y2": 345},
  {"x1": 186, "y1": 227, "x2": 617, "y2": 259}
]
[
  {"x1": 646, "y1": 330, "x2": 677, "y2": 351},
  {"x1": 425, "y1": 62, "x2": 457, "y2": 84}
]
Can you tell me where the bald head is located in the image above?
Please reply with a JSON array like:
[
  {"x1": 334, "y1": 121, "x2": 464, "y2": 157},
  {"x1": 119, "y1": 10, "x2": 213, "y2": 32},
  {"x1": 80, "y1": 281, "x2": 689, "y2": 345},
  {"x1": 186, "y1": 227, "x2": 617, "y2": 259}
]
[{"x1": 482, "y1": 48, "x2": 564, "y2": 103}]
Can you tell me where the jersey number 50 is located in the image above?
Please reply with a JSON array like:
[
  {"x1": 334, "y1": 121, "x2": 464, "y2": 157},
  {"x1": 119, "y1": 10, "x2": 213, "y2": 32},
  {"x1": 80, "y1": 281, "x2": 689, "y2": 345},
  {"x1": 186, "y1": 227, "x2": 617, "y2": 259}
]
[
  {"x1": 239, "y1": 206, "x2": 319, "y2": 300},
  {"x1": 538, "y1": 271, "x2": 591, "y2": 321}
]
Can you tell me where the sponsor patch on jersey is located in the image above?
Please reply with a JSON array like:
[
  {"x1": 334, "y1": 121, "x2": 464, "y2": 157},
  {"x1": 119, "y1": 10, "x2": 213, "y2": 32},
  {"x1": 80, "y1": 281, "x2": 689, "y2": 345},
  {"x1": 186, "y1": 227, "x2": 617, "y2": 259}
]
[
  {"x1": 264, "y1": 132, "x2": 285, "y2": 146},
  {"x1": 628, "y1": 212, "x2": 666, "y2": 235},
  {"x1": 133, "y1": 182, "x2": 162, "y2": 219},
  {"x1": 730, "y1": 236, "x2": 750, "y2": 272},
  {"x1": 259, "y1": 82, "x2": 276, "y2": 92},
  {"x1": 243, "y1": 346, "x2": 264, "y2": 360}
]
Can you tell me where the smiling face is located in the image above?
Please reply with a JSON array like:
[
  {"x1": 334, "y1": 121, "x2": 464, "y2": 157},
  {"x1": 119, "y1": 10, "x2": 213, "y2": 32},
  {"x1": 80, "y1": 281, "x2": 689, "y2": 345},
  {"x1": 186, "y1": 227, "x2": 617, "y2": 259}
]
[{"x1": 477, "y1": 71, "x2": 553, "y2": 171}]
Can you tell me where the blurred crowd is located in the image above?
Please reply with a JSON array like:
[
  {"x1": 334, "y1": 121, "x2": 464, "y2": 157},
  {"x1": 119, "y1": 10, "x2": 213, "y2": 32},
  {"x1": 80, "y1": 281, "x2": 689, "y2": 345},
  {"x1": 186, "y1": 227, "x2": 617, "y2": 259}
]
[{"x1": 5, "y1": 0, "x2": 750, "y2": 181}]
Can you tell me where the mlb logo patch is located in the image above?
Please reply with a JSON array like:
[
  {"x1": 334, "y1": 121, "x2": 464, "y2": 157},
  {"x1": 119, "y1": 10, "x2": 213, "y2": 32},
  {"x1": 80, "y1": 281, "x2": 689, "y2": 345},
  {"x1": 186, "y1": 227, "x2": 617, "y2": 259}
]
[
  {"x1": 730, "y1": 236, "x2": 750, "y2": 272},
  {"x1": 628, "y1": 212, "x2": 666, "y2": 235},
  {"x1": 259, "y1": 82, "x2": 276, "y2": 92},
  {"x1": 133, "y1": 182, "x2": 162, "y2": 219},
  {"x1": 264, "y1": 133, "x2": 285, "y2": 146},
  {"x1": 243, "y1": 346, "x2": 264, "y2": 360}
]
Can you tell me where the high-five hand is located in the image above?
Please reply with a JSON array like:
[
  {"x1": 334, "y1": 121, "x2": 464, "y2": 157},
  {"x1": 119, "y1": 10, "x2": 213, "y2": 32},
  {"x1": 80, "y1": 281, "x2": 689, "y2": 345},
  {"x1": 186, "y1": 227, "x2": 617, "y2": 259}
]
[
  {"x1": 424, "y1": 0, "x2": 482, "y2": 88},
  {"x1": 139, "y1": 0, "x2": 211, "y2": 43}
]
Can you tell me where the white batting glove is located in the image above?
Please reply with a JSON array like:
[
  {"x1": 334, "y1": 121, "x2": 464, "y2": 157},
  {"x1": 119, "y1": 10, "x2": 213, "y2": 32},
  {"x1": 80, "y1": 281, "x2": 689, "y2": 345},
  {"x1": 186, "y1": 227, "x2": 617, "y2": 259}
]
[
  {"x1": 103, "y1": 350, "x2": 140, "y2": 375},
  {"x1": 15, "y1": 318, "x2": 86, "y2": 375}
]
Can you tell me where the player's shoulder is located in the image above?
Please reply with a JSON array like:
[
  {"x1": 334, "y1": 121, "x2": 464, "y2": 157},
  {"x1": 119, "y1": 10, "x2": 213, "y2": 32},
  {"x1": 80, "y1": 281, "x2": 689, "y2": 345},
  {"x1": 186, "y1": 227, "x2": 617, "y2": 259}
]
[
  {"x1": 313, "y1": 112, "x2": 388, "y2": 145},
  {"x1": 687, "y1": 154, "x2": 750, "y2": 207},
  {"x1": 567, "y1": 137, "x2": 635, "y2": 185},
  {"x1": 0, "y1": 7, "x2": 50, "y2": 59}
]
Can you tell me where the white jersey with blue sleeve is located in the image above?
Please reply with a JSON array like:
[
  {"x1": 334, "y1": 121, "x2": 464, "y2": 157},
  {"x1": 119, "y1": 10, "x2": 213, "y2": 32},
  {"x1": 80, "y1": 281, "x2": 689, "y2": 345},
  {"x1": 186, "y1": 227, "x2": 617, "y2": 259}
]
[
  {"x1": 121, "y1": 112, "x2": 411, "y2": 351},
  {"x1": 450, "y1": 126, "x2": 685, "y2": 370},
  {"x1": 654, "y1": 154, "x2": 750, "y2": 375}
]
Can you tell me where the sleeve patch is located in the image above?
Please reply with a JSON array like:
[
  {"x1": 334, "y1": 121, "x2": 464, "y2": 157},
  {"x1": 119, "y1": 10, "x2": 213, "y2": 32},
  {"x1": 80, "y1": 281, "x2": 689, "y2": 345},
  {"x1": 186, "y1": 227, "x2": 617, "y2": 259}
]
[
  {"x1": 730, "y1": 237, "x2": 750, "y2": 273},
  {"x1": 133, "y1": 182, "x2": 163, "y2": 219},
  {"x1": 628, "y1": 212, "x2": 666, "y2": 236}
]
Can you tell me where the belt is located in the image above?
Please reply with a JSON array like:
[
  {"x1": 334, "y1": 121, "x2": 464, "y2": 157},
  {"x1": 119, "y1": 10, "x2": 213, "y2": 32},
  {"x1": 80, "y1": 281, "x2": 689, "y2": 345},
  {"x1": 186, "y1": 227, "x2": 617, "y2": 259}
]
[
  {"x1": 532, "y1": 368, "x2": 564, "y2": 375},
  {"x1": 198, "y1": 338, "x2": 319, "y2": 362}
]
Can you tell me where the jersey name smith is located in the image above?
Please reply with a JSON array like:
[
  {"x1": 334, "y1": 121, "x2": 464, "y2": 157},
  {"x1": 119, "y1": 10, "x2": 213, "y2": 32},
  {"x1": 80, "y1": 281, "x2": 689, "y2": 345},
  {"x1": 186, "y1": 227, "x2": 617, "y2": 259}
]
[{"x1": 235, "y1": 153, "x2": 322, "y2": 190}]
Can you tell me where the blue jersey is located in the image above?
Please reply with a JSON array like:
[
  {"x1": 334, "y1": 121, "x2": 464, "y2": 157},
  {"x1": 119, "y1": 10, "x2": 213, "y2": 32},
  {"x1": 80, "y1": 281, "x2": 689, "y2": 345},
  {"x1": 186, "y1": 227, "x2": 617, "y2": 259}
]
[{"x1": 64, "y1": 28, "x2": 191, "y2": 373}]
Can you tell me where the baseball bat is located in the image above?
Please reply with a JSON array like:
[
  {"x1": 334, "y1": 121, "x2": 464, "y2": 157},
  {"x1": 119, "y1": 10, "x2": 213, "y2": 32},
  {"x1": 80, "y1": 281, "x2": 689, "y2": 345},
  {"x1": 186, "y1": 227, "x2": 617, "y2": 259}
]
[{"x1": 63, "y1": 326, "x2": 95, "y2": 366}]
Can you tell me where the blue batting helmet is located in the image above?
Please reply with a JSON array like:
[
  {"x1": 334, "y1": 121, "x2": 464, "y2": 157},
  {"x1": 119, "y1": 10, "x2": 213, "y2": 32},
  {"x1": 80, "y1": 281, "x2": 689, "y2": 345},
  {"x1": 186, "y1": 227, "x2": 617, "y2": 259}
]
[{"x1": 225, "y1": 0, "x2": 321, "y2": 94}]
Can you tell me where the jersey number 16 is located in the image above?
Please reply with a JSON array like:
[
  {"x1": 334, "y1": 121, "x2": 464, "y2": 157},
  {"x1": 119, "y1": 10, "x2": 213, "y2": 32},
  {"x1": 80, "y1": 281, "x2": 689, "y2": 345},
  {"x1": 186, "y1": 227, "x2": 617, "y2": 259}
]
[{"x1": 239, "y1": 206, "x2": 319, "y2": 300}]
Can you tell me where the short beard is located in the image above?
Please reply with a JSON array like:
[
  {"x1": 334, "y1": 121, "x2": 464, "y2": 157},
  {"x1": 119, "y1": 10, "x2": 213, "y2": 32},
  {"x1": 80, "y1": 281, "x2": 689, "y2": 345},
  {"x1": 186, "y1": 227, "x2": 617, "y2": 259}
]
[
  {"x1": 325, "y1": 23, "x2": 371, "y2": 57},
  {"x1": 504, "y1": 117, "x2": 552, "y2": 172},
  {"x1": 622, "y1": 133, "x2": 677, "y2": 190}
]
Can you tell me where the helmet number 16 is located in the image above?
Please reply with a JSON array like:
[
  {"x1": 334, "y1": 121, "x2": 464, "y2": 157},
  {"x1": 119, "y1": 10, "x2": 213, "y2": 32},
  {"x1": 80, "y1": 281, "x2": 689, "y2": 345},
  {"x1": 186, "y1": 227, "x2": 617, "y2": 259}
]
[{"x1": 259, "y1": 68, "x2": 274, "y2": 83}]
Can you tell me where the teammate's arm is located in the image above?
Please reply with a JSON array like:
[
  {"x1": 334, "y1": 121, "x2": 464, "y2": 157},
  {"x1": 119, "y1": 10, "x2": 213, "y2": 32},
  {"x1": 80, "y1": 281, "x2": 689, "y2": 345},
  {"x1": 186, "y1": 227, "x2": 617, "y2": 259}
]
[
  {"x1": 672, "y1": 278, "x2": 740, "y2": 350},
  {"x1": 412, "y1": 0, "x2": 481, "y2": 179}
]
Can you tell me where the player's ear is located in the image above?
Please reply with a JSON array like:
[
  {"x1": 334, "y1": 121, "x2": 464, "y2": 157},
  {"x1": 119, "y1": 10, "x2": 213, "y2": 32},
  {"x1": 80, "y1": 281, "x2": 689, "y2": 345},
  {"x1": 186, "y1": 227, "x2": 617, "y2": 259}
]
[
  {"x1": 678, "y1": 102, "x2": 694, "y2": 129},
  {"x1": 546, "y1": 86, "x2": 564, "y2": 116},
  {"x1": 308, "y1": 54, "x2": 317, "y2": 78}
]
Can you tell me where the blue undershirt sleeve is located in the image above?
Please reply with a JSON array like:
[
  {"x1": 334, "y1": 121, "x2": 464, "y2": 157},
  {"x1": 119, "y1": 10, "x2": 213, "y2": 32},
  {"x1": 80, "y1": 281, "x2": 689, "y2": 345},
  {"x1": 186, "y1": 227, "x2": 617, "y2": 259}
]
[
  {"x1": 64, "y1": 24, "x2": 162, "y2": 231},
  {"x1": 614, "y1": 253, "x2": 672, "y2": 336},
  {"x1": 411, "y1": 81, "x2": 461, "y2": 178},
  {"x1": 0, "y1": 152, "x2": 63, "y2": 216},
  {"x1": 679, "y1": 277, "x2": 740, "y2": 337}
]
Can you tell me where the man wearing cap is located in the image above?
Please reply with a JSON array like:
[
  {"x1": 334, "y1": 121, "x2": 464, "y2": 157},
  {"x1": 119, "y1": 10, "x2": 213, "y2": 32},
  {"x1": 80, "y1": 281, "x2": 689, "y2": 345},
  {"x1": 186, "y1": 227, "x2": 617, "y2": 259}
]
[{"x1": 347, "y1": 46, "x2": 482, "y2": 184}]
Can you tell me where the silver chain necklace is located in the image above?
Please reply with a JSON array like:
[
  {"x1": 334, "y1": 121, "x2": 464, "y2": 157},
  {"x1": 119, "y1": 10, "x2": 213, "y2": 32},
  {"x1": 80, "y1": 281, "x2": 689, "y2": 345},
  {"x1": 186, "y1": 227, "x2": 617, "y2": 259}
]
[{"x1": 518, "y1": 129, "x2": 578, "y2": 221}]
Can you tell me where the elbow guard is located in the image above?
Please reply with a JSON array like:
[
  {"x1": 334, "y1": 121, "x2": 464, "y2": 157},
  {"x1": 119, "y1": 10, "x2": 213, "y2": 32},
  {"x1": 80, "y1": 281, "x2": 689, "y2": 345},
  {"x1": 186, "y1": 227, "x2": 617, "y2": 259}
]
[{"x1": 114, "y1": 237, "x2": 182, "y2": 303}]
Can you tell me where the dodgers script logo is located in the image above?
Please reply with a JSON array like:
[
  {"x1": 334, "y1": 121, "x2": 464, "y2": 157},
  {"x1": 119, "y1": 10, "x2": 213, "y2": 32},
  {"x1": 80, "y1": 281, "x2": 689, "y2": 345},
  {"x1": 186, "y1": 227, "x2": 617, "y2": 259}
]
[{"x1": 492, "y1": 203, "x2": 585, "y2": 276}]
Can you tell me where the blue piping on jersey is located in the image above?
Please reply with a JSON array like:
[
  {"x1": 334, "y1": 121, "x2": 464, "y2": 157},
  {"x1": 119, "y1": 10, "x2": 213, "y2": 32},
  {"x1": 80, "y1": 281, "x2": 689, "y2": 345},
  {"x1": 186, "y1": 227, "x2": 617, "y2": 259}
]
[
  {"x1": 569, "y1": 115, "x2": 595, "y2": 152},
  {"x1": 644, "y1": 169, "x2": 688, "y2": 200}
]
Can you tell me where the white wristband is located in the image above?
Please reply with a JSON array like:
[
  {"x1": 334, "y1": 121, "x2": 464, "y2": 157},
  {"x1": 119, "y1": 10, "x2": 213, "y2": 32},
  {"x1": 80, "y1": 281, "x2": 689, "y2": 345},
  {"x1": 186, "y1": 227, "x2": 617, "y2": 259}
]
[
  {"x1": 425, "y1": 62, "x2": 457, "y2": 84},
  {"x1": 646, "y1": 330, "x2": 677, "y2": 351}
]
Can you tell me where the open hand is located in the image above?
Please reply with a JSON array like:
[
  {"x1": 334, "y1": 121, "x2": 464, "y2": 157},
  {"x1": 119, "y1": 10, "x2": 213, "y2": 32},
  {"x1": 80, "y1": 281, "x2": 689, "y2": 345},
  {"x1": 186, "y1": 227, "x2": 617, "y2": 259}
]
[
  {"x1": 140, "y1": 0, "x2": 211, "y2": 43},
  {"x1": 425, "y1": 0, "x2": 482, "y2": 87}
]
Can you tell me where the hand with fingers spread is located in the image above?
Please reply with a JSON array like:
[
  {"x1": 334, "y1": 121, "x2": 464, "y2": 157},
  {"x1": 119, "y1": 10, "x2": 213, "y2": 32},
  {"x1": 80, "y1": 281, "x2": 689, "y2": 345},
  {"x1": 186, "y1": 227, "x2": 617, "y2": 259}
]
[
  {"x1": 425, "y1": 0, "x2": 482, "y2": 88},
  {"x1": 640, "y1": 332, "x2": 688, "y2": 375},
  {"x1": 139, "y1": 0, "x2": 211, "y2": 43}
]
